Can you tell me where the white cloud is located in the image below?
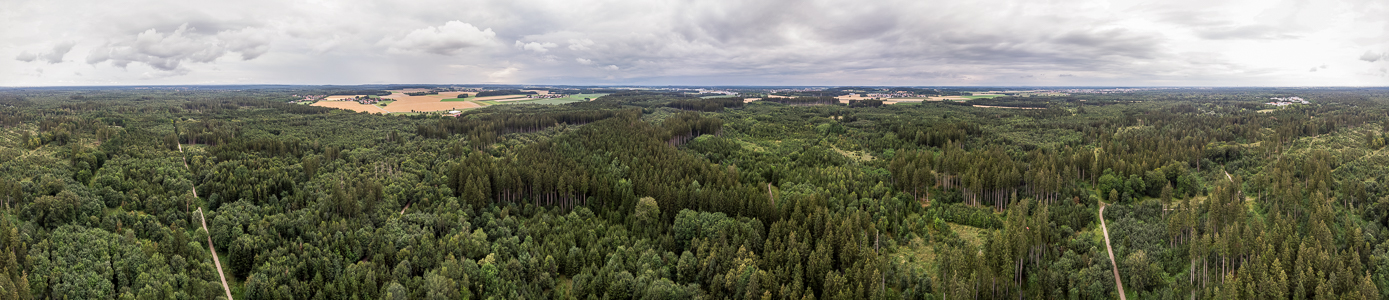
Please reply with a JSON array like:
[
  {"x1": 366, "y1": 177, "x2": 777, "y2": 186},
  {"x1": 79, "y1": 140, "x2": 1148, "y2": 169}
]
[
  {"x1": 568, "y1": 39, "x2": 595, "y2": 51},
  {"x1": 385, "y1": 21, "x2": 498, "y2": 55},
  {"x1": 576, "y1": 58, "x2": 593, "y2": 65},
  {"x1": 515, "y1": 41, "x2": 557, "y2": 53},
  {"x1": 604, "y1": 65, "x2": 619, "y2": 70},
  {"x1": 488, "y1": 66, "x2": 519, "y2": 82}
]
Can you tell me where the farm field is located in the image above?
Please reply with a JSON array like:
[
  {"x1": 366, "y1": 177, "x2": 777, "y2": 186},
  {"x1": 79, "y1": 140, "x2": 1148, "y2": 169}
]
[
  {"x1": 315, "y1": 90, "x2": 486, "y2": 113},
  {"x1": 354, "y1": 90, "x2": 481, "y2": 112},
  {"x1": 478, "y1": 93, "x2": 608, "y2": 105},
  {"x1": 310, "y1": 100, "x2": 390, "y2": 114},
  {"x1": 324, "y1": 95, "x2": 378, "y2": 101},
  {"x1": 471, "y1": 94, "x2": 531, "y2": 101},
  {"x1": 962, "y1": 94, "x2": 1005, "y2": 99}
]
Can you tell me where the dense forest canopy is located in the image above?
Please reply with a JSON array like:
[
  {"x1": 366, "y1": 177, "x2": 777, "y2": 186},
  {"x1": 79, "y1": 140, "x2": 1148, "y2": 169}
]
[{"x1": 1, "y1": 86, "x2": 1389, "y2": 299}]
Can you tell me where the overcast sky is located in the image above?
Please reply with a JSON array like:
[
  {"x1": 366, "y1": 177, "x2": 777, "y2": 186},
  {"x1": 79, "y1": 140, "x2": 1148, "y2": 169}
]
[{"x1": 3, "y1": 0, "x2": 1387, "y2": 86}]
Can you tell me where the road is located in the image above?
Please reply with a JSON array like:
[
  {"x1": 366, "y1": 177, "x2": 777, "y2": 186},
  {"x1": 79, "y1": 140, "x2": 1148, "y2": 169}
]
[
  {"x1": 1100, "y1": 203, "x2": 1127, "y2": 300},
  {"x1": 197, "y1": 208, "x2": 234, "y2": 300},
  {"x1": 179, "y1": 143, "x2": 234, "y2": 300}
]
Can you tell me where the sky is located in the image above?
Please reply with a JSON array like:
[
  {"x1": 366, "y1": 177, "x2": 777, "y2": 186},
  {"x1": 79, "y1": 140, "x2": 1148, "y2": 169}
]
[{"x1": 2, "y1": 0, "x2": 1387, "y2": 87}]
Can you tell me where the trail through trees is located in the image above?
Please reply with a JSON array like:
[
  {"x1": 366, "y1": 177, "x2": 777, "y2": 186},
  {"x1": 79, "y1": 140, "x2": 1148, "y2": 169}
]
[
  {"x1": 180, "y1": 143, "x2": 235, "y2": 300},
  {"x1": 1100, "y1": 203, "x2": 1127, "y2": 300}
]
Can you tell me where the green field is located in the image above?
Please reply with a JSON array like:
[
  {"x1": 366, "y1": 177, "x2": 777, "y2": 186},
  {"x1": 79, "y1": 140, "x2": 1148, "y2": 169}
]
[
  {"x1": 481, "y1": 93, "x2": 609, "y2": 105},
  {"x1": 440, "y1": 98, "x2": 471, "y2": 102},
  {"x1": 374, "y1": 100, "x2": 395, "y2": 107},
  {"x1": 963, "y1": 94, "x2": 1005, "y2": 99}
]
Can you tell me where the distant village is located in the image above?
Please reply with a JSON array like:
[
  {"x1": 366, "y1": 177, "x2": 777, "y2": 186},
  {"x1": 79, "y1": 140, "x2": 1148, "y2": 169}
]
[
  {"x1": 348, "y1": 96, "x2": 381, "y2": 105},
  {"x1": 1267, "y1": 96, "x2": 1309, "y2": 106}
]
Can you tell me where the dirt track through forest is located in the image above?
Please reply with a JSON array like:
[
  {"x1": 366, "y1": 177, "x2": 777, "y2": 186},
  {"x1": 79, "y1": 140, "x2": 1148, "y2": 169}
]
[
  {"x1": 178, "y1": 143, "x2": 234, "y2": 300},
  {"x1": 1100, "y1": 203, "x2": 1127, "y2": 300}
]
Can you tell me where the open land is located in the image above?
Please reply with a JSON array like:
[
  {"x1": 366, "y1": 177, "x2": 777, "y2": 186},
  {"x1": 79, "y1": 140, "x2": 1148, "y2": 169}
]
[
  {"x1": 478, "y1": 93, "x2": 608, "y2": 105},
  {"x1": 311, "y1": 99, "x2": 390, "y2": 114},
  {"x1": 313, "y1": 90, "x2": 482, "y2": 112},
  {"x1": 377, "y1": 90, "x2": 479, "y2": 112}
]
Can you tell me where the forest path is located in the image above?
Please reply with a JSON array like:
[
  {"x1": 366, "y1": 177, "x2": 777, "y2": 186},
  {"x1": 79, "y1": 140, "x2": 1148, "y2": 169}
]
[
  {"x1": 178, "y1": 142, "x2": 234, "y2": 300},
  {"x1": 1100, "y1": 203, "x2": 1127, "y2": 300},
  {"x1": 197, "y1": 208, "x2": 234, "y2": 300}
]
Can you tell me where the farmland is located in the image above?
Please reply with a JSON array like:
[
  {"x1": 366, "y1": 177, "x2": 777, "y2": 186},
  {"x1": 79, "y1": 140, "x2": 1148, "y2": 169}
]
[
  {"x1": 476, "y1": 93, "x2": 608, "y2": 105},
  {"x1": 313, "y1": 90, "x2": 482, "y2": 113}
]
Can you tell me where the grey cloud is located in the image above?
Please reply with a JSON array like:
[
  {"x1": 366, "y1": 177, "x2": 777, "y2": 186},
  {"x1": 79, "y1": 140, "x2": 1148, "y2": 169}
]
[
  {"x1": 385, "y1": 21, "x2": 498, "y2": 55},
  {"x1": 6, "y1": 0, "x2": 1385, "y2": 86},
  {"x1": 1361, "y1": 51, "x2": 1383, "y2": 62},
  {"x1": 15, "y1": 52, "x2": 37, "y2": 62},
  {"x1": 220, "y1": 28, "x2": 273, "y2": 60},
  {"x1": 86, "y1": 24, "x2": 270, "y2": 71},
  {"x1": 15, "y1": 41, "x2": 76, "y2": 63}
]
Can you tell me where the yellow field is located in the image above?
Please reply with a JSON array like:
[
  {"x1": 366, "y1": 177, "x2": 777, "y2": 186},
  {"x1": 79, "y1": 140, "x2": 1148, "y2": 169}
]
[
  {"x1": 313, "y1": 90, "x2": 482, "y2": 113},
  {"x1": 312, "y1": 101, "x2": 390, "y2": 114},
  {"x1": 324, "y1": 95, "x2": 370, "y2": 101}
]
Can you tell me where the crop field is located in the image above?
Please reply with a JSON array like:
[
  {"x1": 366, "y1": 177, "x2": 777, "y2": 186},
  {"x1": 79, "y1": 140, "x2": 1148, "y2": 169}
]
[
  {"x1": 377, "y1": 90, "x2": 481, "y2": 112},
  {"x1": 963, "y1": 94, "x2": 1005, "y2": 99},
  {"x1": 310, "y1": 100, "x2": 390, "y2": 114},
  {"x1": 316, "y1": 90, "x2": 485, "y2": 113},
  {"x1": 324, "y1": 95, "x2": 377, "y2": 101},
  {"x1": 479, "y1": 93, "x2": 608, "y2": 105},
  {"x1": 471, "y1": 94, "x2": 531, "y2": 101}
]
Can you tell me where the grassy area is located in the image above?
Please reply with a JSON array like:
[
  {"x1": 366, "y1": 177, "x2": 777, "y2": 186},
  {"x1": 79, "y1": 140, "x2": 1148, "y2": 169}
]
[
  {"x1": 481, "y1": 93, "x2": 609, "y2": 105},
  {"x1": 963, "y1": 94, "x2": 1005, "y2": 99},
  {"x1": 375, "y1": 100, "x2": 395, "y2": 107},
  {"x1": 946, "y1": 222, "x2": 990, "y2": 248},
  {"x1": 547, "y1": 93, "x2": 608, "y2": 102},
  {"x1": 441, "y1": 98, "x2": 471, "y2": 102}
]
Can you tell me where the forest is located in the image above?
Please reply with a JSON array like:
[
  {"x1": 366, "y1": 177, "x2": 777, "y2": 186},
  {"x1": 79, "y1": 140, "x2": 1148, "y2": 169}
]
[{"x1": 1, "y1": 86, "x2": 1389, "y2": 299}]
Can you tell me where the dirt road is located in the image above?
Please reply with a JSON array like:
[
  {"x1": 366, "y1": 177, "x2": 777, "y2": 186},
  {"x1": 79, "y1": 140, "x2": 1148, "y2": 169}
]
[
  {"x1": 1100, "y1": 203, "x2": 1127, "y2": 300},
  {"x1": 178, "y1": 142, "x2": 233, "y2": 300}
]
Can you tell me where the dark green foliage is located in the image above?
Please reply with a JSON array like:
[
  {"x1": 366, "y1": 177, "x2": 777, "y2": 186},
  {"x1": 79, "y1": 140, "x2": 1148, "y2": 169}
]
[
  {"x1": 667, "y1": 97, "x2": 744, "y2": 111},
  {"x1": 3, "y1": 86, "x2": 1389, "y2": 299}
]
